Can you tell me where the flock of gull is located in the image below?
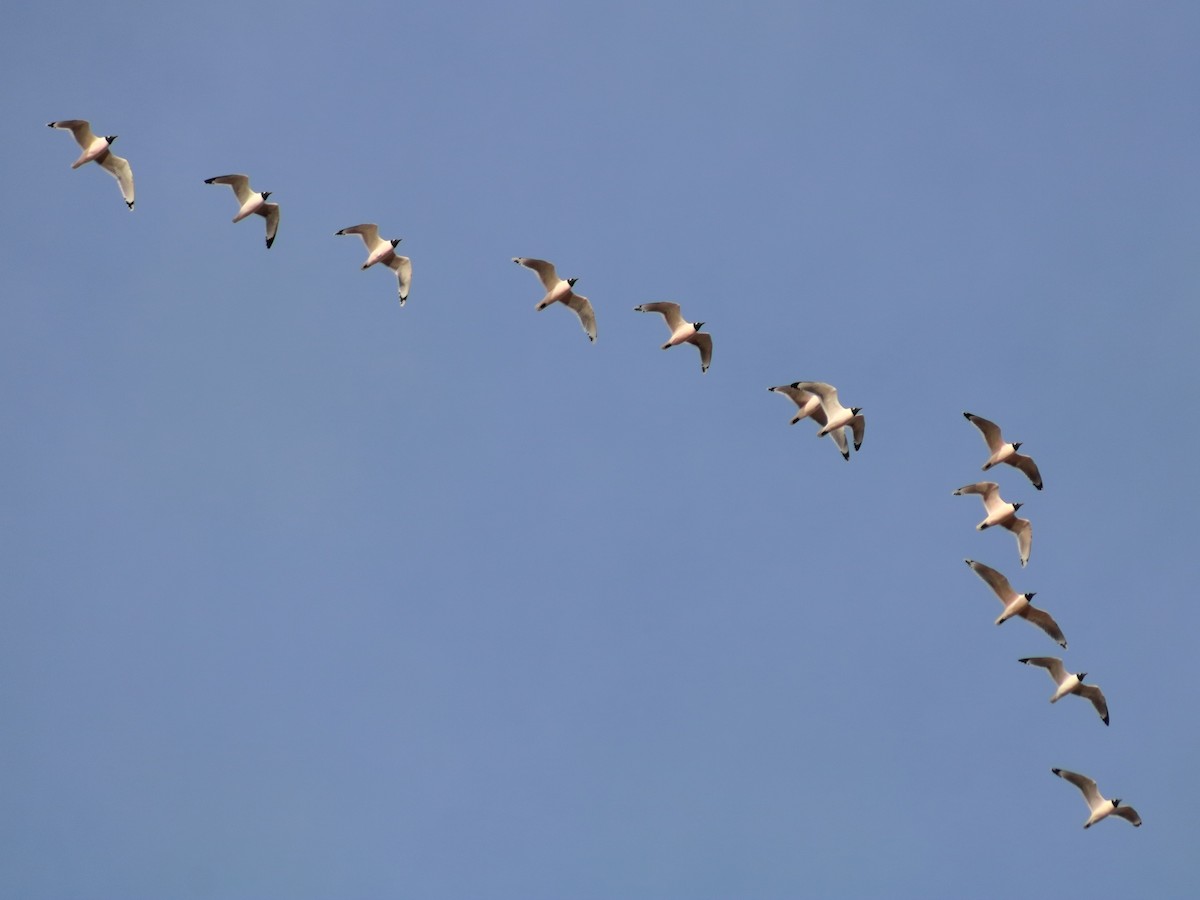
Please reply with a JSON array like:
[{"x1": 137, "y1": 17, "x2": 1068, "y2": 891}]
[
  {"x1": 48, "y1": 118, "x2": 1141, "y2": 831},
  {"x1": 952, "y1": 414, "x2": 1141, "y2": 828}
]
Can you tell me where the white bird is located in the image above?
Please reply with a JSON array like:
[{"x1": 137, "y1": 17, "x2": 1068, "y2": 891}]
[
  {"x1": 1019, "y1": 657, "x2": 1109, "y2": 725},
  {"x1": 336, "y1": 224, "x2": 412, "y2": 305},
  {"x1": 204, "y1": 174, "x2": 280, "y2": 248},
  {"x1": 953, "y1": 481, "x2": 1032, "y2": 566},
  {"x1": 963, "y1": 412, "x2": 1043, "y2": 490},
  {"x1": 963, "y1": 559, "x2": 1066, "y2": 647},
  {"x1": 767, "y1": 384, "x2": 853, "y2": 459},
  {"x1": 512, "y1": 257, "x2": 596, "y2": 342},
  {"x1": 47, "y1": 120, "x2": 135, "y2": 209},
  {"x1": 634, "y1": 302, "x2": 712, "y2": 372},
  {"x1": 1052, "y1": 768, "x2": 1141, "y2": 828},
  {"x1": 789, "y1": 381, "x2": 865, "y2": 456}
]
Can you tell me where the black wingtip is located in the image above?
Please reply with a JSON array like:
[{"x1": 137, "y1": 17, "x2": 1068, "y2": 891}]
[
  {"x1": 126, "y1": 201, "x2": 134, "y2": 209},
  {"x1": 1018, "y1": 658, "x2": 1031, "y2": 663},
  {"x1": 1052, "y1": 768, "x2": 1062, "y2": 775},
  {"x1": 1102, "y1": 716, "x2": 1110, "y2": 726},
  {"x1": 265, "y1": 238, "x2": 275, "y2": 249},
  {"x1": 963, "y1": 411, "x2": 973, "y2": 419}
]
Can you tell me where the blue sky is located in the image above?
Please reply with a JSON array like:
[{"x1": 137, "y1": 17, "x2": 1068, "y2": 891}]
[{"x1": 4, "y1": 1, "x2": 1199, "y2": 897}]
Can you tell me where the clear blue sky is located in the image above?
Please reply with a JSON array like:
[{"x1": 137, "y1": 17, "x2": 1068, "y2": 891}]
[{"x1": 4, "y1": 2, "x2": 1198, "y2": 897}]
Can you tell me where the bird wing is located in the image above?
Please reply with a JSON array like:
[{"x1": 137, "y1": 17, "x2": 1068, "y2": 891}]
[
  {"x1": 1004, "y1": 516, "x2": 1032, "y2": 567},
  {"x1": 954, "y1": 481, "x2": 998, "y2": 499},
  {"x1": 565, "y1": 292, "x2": 597, "y2": 342},
  {"x1": 49, "y1": 119, "x2": 96, "y2": 149},
  {"x1": 689, "y1": 332, "x2": 712, "y2": 373},
  {"x1": 337, "y1": 223, "x2": 382, "y2": 251},
  {"x1": 387, "y1": 255, "x2": 412, "y2": 305},
  {"x1": 256, "y1": 202, "x2": 280, "y2": 248},
  {"x1": 1053, "y1": 768, "x2": 1102, "y2": 810},
  {"x1": 1111, "y1": 805, "x2": 1142, "y2": 826},
  {"x1": 1019, "y1": 656, "x2": 1067, "y2": 683},
  {"x1": 205, "y1": 174, "x2": 253, "y2": 204},
  {"x1": 964, "y1": 558, "x2": 1014, "y2": 602},
  {"x1": 1076, "y1": 684, "x2": 1109, "y2": 725},
  {"x1": 1020, "y1": 604, "x2": 1065, "y2": 649},
  {"x1": 1010, "y1": 452, "x2": 1044, "y2": 490},
  {"x1": 513, "y1": 257, "x2": 560, "y2": 292},
  {"x1": 635, "y1": 301, "x2": 685, "y2": 331},
  {"x1": 964, "y1": 412, "x2": 1004, "y2": 453},
  {"x1": 769, "y1": 385, "x2": 811, "y2": 407},
  {"x1": 826, "y1": 426, "x2": 849, "y2": 460},
  {"x1": 99, "y1": 152, "x2": 134, "y2": 209},
  {"x1": 850, "y1": 415, "x2": 866, "y2": 451}
]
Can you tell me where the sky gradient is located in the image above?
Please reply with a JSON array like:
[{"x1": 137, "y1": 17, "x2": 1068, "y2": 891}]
[{"x1": 4, "y1": 2, "x2": 1199, "y2": 897}]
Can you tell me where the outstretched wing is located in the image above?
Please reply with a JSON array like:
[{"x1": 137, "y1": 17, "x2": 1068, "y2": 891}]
[
  {"x1": 256, "y1": 202, "x2": 280, "y2": 248},
  {"x1": 99, "y1": 152, "x2": 134, "y2": 209},
  {"x1": 387, "y1": 255, "x2": 413, "y2": 305},
  {"x1": 565, "y1": 292, "x2": 597, "y2": 342},
  {"x1": 963, "y1": 412, "x2": 1004, "y2": 453},
  {"x1": 204, "y1": 173, "x2": 253, "y2": 204},
  {"x1": 634, "y1": 301, "x2": 685, "y2": 331},
  {"x1": 513, "y1": 257, "x2": 560, "y2": 292}
]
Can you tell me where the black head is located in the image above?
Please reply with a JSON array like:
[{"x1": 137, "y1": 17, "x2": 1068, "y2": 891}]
[
  {"x1": 1013, "y1": 441, "x2": 1023, "y2": 450},
  {"x1": 1113, "y1": 799, "x2": 1122, "y2": 807},
  {"x1": 568, "y1": 277, "x2": 578, "y2": 287},
  {"x1": 852, "y1": 407, "x2": 863, "y2": 415},
  {"x1": 391, "y1": 238, "x2": 402, "y2": 247},
  {"x1": 694, "y1": 321, "x2": 705, "y2": 330},
  {"x1": 1024, "y1": 592, "x2": 1036, "y2": 601},
  {"x1": 1077, "y1": 672, "x2": 1087, "y2": 681},
  {"x1": 1013, "y1": 502, "x2": 1023, "y2": 512},
  {"x1": 106, "y1": 135, "x2": 118, "y2": 144}
]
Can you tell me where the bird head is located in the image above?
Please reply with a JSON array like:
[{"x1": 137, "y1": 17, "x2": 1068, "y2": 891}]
[
  {"x1": 262, "y1": 191, "x2": 272, "y2": 200},
  {"x1": 1113, "y1": 799, "x2": 1122, "y2": 807},
  {"x1": 1024, "y1": 592, "x2": 1036, "y2": 601},
  {"x1": 391, "y1": 238, "x2": 402, "y2": 247},
  {"x1": 1013, "y1": 502, "x2": 1023, "y2": 512},
  {"x1": 694, "y1": 321, "x2": 705, "y2": 330},
  {"x1": 852, "y1": 407, "x2": 863, "y2": 415},
  {"x1": 568, "y1": 278, "x2": 578, "y2": 287},
  {"x1": 1013, "y1": 442, "x2": 1023, "y2": 450},
  {"x1": 1077, "y1": 672, "x2": 1087, "y2": 681},
  {"x1": 106, "y1": 135, "x2": 118, "y2": 144}
]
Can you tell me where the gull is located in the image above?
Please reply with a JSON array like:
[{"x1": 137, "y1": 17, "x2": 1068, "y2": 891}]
[
  {"x1": 336, "y1": 224, "x2": 412, "y2": 305},
  {"x1": 963, "y1": 412, "x2": 1043, "y2": 490},
  {"x1": 1052, "y1": 768, "x2": 1141, "y2": 828},
  {"x1": 634, "y1": 302, "x2": 711, "y2": 372},
  {"x1": 204, "y1": 174, "x2": 280, "y2": 248},
  {"x1": 789, "y1": 382, "x2": 865, "y2": 455},
  {"x1": 1018, "y1": 657, "x2": 1109, "y2": 725},
  {"x1": 767, "y1": 385, "x2": 852, "y2": 459},
  {"x1": 963, "y1": 559, "x2": 1066, "y2": 647},
  {"x1": 47, "y1": 120, "x2": 135, "y2": 209},
  {"x1": 953, "y1": 481, "x2": 1032, "y2": 566},
  {"x1": 512, "y1": 257, "x2": 596, "y2": 342}
]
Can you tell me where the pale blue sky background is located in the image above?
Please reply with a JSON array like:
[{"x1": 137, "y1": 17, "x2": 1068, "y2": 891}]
[{"x1": 4, "y1": 2, "x2": 1199, "y2": 897}]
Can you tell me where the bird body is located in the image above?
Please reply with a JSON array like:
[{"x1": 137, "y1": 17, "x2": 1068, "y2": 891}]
[
  {"x1": 963, "y1": 559, "x2": 1066, "y2": 647},
  {"x1": 337, "y1": 224, "x2": 412, "y2": 304},
  {"x1": 513, "y1": 257, "x2": 596, "y2": 342},
  {"x1": 1052, "y1": 768, "x2": 1141, "y2": 828},
  {"x1": 634, "y1": 301, "x2": 712, "y2": 372},
  {"x1": 205, "y1": 174, "x2": 279, "y2": 248},
  {"x1": 963, "y1": 412, "x2": 1043, "y2": 489},
  {"x1": 954, "y1": 481, "x2": 1032, "y2": 565},
  {"x1": 48, "y1": 120, "x2": 135, "y2": 209}
]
